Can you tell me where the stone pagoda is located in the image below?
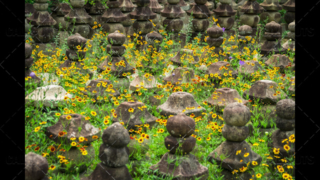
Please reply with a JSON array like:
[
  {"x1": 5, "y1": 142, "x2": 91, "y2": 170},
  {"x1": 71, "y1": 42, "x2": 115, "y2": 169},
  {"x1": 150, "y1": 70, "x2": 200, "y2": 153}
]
[
  {"x1": 149, "y1": 113, "x2": 209, "y2": 179},
  {"x1": 57, "y1": 33, "x2": 93, "y2": 79},
  {"x1": 260, "y1": 0, "x2": 282, "y2": 23},
  {"x1": 101, "y1": 0, "x2": 127, "y2": 34},
  {"x1": 149, "y1": 0, "x2": 164, "y2": 29},
  {"x1": 98, "y1": 31, "x2": 134, "y2": 90},
  {"x1": 81, "y1": 122, "x2": 133, "y2": 180},
  {"x1": 239, "y1": 0, "x2": 264, "y2": 37},
  {"x1": 260, "y1": 21, "x2": 286, "y2": 57},
  {"x1": 201, "y1": 24, "x2": 227, "y2": 60},
  {"x1": 282, "y1": 0, "x2": 295, "y2": 31},
  {"x1": 161, "y1": 0, "x2": 186, "y2": 48},
  {"x1": 213, "y1": 0, "x2": 237, "y2": 36},
  {"x1": 85, "y1": 0, "x2": 106, "y2": 39},
  {"x1": 27, "y1": 0, "x2": 57, "y2": 56},
  {"x1": 186, "y1": 0, "x2": 211, "y2": 42},
  {"x1": 25, "y1": 3, "x2": 35, "y2": 40},
  {"x1": 130, "y1": 0, "x2": 157, "y2": 50},
  {"x1": 119, "y1": 0, "x2": 137, "y2": 40},
  {"x1": 267, "y1": 99, "x2": 295, "y2": 178},
  {"x1": 208, "y1": 102, "x2": 262, "y2": 179},
  {"x1": 65, "y1": 0, "x2": 92, "y2": 39},
  {"x1": 52, "y1": 3, "x2": 72, "y2": 45}
]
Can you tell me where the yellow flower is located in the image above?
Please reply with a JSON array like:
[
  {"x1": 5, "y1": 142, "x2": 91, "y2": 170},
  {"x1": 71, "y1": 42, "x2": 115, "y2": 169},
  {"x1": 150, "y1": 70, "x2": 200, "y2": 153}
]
[
  {"x1": 244, "y1": 152, "x2": 249, "y2": 157},
  {"x1": 128, "y1": 108, "x2": 134, "y2": 113},
  {"x1": 34, "y1": 126, "x2": 41, "y2": 132},
  {"x1": 91, "y1": 111, "x2": 97, "y2": 116},
  {"x1": 256, "y1": 173, "x2": 262, "y2": 178},
  {"x1": 138, "y1": 137, "x2": 144, "y2": 143},
  {"x1": 284, "y1": 144, "x2": 290, "y2": 151},
  {"x1": 49, "y1": 165, "x2": 56, "y2": 170},
  {"x1": 251, "y1": 161, "x2": 258, "y2": 166},
  {"x1": 282, "y1": 173, "x2": 290, "y2": 179},
  {"x1": 289, "y1": 134, "x2": 295, "y2": 143},
  {"x1": 66, "y1": 115, "x2": 72, "y2": 120},
  {"x1": 79, "y1": 136, "x2": 85, "y2": 142},
  {"x1": 212, "y1": 114, "x2": 217, "y2": 118},
  {"x1": 273, "y1": 148, "x2": 280, "y2": 154},
  {"x1": 71, "y1": 142, "x2": 77, "y2": 146},
  {"x1": 82, "y1": 150, "x2": 88, "y2": 155},
  {"x1": 239, "y1": 166, "x2": 247, "y2": 172}
]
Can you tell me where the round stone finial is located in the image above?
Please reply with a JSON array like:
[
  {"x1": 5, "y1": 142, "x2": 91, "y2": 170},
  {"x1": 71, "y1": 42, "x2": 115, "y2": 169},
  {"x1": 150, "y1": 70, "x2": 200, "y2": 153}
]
[
  {"x1": 67, "y1": 33, "x2": 87, "y2": 50},
  {"x1": 238, "y1": 25, "x2": 252, "y2": 36},
  {"x1": 25, "y1": 152, "x2": 48, "y2": 180},
  {"x1": 70, "y1": 0, "x2": 86, "y2": 8},
  {"x1": 276, "y1": 99, "x2": 295, "y2": 119},
  {"x1": 206, "y1": 25, "x2": 223, "y2": 38},
  {"x1": 223, "y1": 102, "x2": 251, "y2": 126},
  {"x1": 288, "y1": 21, "x2": 295, "y2": 32},
  {"x1": 146, "y1": 31, "x2": 163, "y2": 43},
  {"x1": 25, "y1": 3, "x2": 35, "y2": 15},
  {"x1": 166, "y1": 113, "x2": 196, "y2": 138},
  {"x1": 25, "y1": 43, "x2": 32, "y2": 59},
  {"x1": 102, "y1": 122, "x2": 130, "y2": 148},
  {"x1": 222, "y1": 124, "x2": 249, "y2": 141},
  {"x1": 265, "y1": 21, "x2": 281, "y2": 33},
  {"x1": 108, "y1": 31, "x2": 126, "y2": 45},
  {"x1": 164, "y1": 135, "x2": 196, "y2": 154}
]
